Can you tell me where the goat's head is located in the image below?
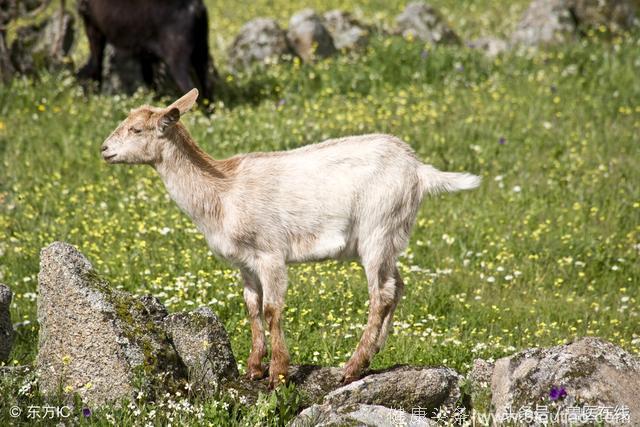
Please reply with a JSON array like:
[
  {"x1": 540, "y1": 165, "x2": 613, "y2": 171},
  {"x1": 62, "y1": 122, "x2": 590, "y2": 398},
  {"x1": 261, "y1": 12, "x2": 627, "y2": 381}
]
[{"x1": 101, "y1": 89, "x2": 199, "y2": 165}]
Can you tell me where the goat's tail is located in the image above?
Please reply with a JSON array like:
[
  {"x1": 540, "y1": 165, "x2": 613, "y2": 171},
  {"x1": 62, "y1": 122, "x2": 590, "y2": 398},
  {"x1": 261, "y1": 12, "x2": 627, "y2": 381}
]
[{"x1": 418, "y1": 164, "x2": 481, "y2": 195}]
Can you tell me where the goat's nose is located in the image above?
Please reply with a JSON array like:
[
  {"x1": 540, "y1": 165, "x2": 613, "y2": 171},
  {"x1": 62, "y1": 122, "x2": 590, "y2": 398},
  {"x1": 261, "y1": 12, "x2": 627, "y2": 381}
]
[{"x1": 101, "y1": 145, "x2": 108, "y2": 152}]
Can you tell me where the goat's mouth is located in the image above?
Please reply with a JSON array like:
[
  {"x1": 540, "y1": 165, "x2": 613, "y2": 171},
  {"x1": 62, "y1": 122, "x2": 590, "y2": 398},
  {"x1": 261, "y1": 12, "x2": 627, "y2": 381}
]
[{"x1": 102, "y1": 153, "x2": 117, "y2": 162}]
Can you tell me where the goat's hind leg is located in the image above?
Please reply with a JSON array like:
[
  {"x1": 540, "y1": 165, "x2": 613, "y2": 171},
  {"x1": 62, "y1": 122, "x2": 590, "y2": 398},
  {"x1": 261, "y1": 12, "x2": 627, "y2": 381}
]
[
  {"x1": 241, "y1": 269, "x2": 267, "y2": 380},
  {"x1": 375, "y1": 267, "x2": 404, "y2": 353},
  {"x1": 342, "y1": 257, "x2": 399, "y2": 383}
]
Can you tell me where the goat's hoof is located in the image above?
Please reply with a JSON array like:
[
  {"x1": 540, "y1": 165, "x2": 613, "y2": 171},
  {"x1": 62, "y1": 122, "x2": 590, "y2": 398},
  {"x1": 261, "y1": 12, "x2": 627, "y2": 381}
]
[
  {"x1": 267, "y1": 373, "x2": 288, "y2": 390},
  {"x1": 340, "y1": 373, "x2": 361, "y2": 385},
  {"x1": 340, "y1": 364, "x2": 364, "y2": 384},
  {"x1": 247, "y1": 366, "x2": 268, "y2": 381}
]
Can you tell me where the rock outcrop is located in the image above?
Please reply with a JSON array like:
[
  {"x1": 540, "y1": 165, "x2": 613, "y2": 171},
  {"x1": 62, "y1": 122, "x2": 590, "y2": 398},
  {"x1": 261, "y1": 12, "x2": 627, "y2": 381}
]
[
  {"x1": 287, "y1": 9, "x2": 337, "y2": 62},
  {"x1": 394, "y1": 1, "x2": 460, "y2": 45},
  {"x1": 470, "y1": 337, "x2": 640, "y2": 424},
  {"x1": 37, "y1": 242, "x2": 187, "y2": 406},
  {"x1": 0, "y1": 284, "x2": 14, "y2": 362},
  {"x1": 227, "y1": 18, "x2": 292, "y2": 70},
  {"x1": 164, "y1": 307, "x2": 238, "y2": 393}
]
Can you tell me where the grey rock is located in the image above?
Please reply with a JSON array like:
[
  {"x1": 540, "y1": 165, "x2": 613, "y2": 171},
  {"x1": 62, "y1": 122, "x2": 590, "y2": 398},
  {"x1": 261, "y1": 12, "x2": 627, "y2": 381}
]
[
  {"x1": 394, "y1": 1, "x2": 460, "y2": 45},
  {"x1": 322, "y1": 10, "x2": 370, "y2": 50},
  {"x1": 0, "y1": 284, "x2": 14, "y2": 362},
  {"x1": 511, "y1": 0, "x2": 578, "y2": 46},
  {"x1": 10, "y1": 9, "x2": 74, "y2": 74},
  {"x1": 37, "y1": 242, "x2": 187, "y2": 406},
  {"x1": 468, "y1": 358, "x2": 494, "y2": 388},
  {"x1": 227, "y1": 18, "x2": 292, "y2": 71},
  {"x1": 482, "y1": 337, "x2": 640, "y2": 424},
  {"x1": 291, "y1": 403, "x2": 436, "y2": 427},
  {"x1": 324, "y1": 366, "x2": 461, "y2": 414},
  {"x1": 511, "y1": 0, "x2": 639, "y2": 47},
  {"x1": 164, "y1": 306, "x2": 238, "y2": 393},
  {"x1": 287, "y1": 9, "x2": 337, "y2": 62},
  {"x1": 467, "y1": 36, "x2": 509, "y2": 57}
]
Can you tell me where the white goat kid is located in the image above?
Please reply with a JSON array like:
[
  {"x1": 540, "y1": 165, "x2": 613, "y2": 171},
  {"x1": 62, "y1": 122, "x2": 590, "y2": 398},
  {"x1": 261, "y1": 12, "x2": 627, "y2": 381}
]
[{"x1": 102, "y1": 89, "x2": 480, "y2": 388}]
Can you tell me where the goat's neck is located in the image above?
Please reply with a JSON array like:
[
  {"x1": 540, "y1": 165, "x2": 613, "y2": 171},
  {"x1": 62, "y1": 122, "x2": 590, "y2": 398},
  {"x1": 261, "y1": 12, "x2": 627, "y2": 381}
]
[{"x1": 153, "y1": 125, "x2": 226, "y2": 225}]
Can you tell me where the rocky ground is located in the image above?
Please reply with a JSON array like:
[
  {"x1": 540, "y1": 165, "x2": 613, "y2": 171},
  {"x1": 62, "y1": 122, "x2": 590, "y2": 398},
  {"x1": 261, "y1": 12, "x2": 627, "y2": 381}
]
[{"x1": 1, "y1": 242, "x2": 638, "y2": 425}]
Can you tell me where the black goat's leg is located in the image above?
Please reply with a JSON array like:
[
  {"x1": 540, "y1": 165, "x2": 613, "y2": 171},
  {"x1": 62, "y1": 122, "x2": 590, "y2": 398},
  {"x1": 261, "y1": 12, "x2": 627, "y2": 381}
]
[{"x1": 77, "y1": 17, "x2": 106, "y2": 84}]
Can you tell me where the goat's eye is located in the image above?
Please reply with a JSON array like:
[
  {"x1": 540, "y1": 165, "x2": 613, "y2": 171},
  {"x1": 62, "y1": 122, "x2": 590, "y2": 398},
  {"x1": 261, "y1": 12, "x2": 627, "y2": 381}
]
[{"x1": 129, "y1": 127, "x2": 143, "y2": 134}]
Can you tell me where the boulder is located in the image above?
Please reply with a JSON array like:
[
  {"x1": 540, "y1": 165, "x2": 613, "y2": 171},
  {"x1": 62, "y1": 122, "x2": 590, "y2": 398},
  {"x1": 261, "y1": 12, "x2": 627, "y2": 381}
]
[
  {"x1": 471, "y1": 337, "x2": 640, "y2": 424},
  {"x1": 37, "y1": 242, "x2": 187, "y2": 406},
  {"x1": 227, "y1": 18, "x2": 292, "y2": 70},
  {"x1": 324, "y1": 366, "x2": 461, "y2": 413},
  {"x1": 322, "y1": 10, "x2": 370, "y2": 50},
  {"x1": 511, "y1": 0, "x2": 639, "y2": 46},
  {"x1": 467, "y1": 36, "x2": 509, "y2": 57},
  {"x1": 10, "y1": 9, "x2": 74, "y2": 74},
  {"x1": 0, "y1": 284, "x2": 14, "y2": 362},
  {"x1": 291, "y1": 403, "x2": 436, "y2": 427},
  {"x1": 287, "y1": 9, "x2": 337, "y2": 62},
  {"x1": 164, "y1": 307, "x2": 238, "y2": 393},
  {"x1": 394, "y1": 2, "x2": 460, "y2": 45},
  {"x1": 511, "y1": 0, "x2": 579, "y2": 46}
]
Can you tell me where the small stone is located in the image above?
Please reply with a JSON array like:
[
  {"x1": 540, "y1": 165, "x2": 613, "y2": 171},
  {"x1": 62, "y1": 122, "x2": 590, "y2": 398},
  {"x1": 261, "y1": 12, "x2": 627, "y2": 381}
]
[
  {"x1": 0, "y1": 284, "x2": 14, "y2": 362},
  {"x1": 467, "y1": 36, "x2": 509, "y2": 57},
  {"x1": 394, "y1": 1, "x2": 460, "y2": 45},
  {"x1": 227, "y1": 18, "x2": 292, "y2": 71},
  {"x1": 287, "y1": 9, "x2": 337, "y2": 62},
  {"x1": 511, "y1": 0, "x2": 638, "y2": 47},
  {"x1": 164, "y1": 306, "x2": 238, "y2": 393},
  {"x1": 510, "y1": 0, "x2": 577, "y2": 46},
  {"x1": 322, "y1": 10, "x2": 370, "y2": 50}
]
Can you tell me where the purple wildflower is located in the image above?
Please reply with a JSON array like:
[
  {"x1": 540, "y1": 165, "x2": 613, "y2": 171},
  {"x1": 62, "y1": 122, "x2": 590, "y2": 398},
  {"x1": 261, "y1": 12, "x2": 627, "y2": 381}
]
[
  {"x1": 420, "y1": 50, "x2": 429, "y2": 60},
  {"x1": 455, "y1": 64, "x2": 464, "y2": 72},
  {"x1": 82, "y1": 408, "x2": 92, "y2": 417},
  {"x1": 549, "y1": 386, "x2": 567, "y2": 401},
  {"x1": 277, "y1": 98, "x2": 286, "y2": 107},
  {"x1": 498, "y1": 136, "x2": 506, "y2": 145}
]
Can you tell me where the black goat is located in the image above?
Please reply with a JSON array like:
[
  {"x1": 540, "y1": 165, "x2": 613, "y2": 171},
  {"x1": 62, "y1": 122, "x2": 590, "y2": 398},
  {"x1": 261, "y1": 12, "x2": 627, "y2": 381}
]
[{"x1": 77, "y1": 0, "x2": 214, "y2": 100}]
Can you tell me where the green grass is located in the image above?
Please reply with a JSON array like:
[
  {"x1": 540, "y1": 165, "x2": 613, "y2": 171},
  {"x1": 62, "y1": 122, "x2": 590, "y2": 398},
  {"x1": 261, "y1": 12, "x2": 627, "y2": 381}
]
[{"x1": 1, "y1": 0, "x2": 640, "y2": 425}]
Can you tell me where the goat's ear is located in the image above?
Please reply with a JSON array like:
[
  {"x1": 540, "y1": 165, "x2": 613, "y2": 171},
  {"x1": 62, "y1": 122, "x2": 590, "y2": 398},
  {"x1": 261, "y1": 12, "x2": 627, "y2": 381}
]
[
  {"x1": 168, "y1": 88, "x2": 199, "y2": 115},
  {"x1": 157, "y1": 108, "x2": 180, "y2": 133}
]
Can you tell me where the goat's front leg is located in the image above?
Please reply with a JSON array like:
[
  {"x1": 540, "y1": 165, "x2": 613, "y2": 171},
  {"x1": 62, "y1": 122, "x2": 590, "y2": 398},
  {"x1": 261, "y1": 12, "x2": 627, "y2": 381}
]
[
  {"x1": 241, "y1": 269, "x2": 267, "y2": 380},
  {"x1": 256, "y1": 260, "x2": 290, "y2": 389}
]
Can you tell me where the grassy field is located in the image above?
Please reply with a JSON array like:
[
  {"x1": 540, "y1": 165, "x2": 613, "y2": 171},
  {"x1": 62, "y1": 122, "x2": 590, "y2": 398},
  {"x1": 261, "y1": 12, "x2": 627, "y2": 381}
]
[{"x1": 1, "y1": 0, "x2": 640, "y2": 425}]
